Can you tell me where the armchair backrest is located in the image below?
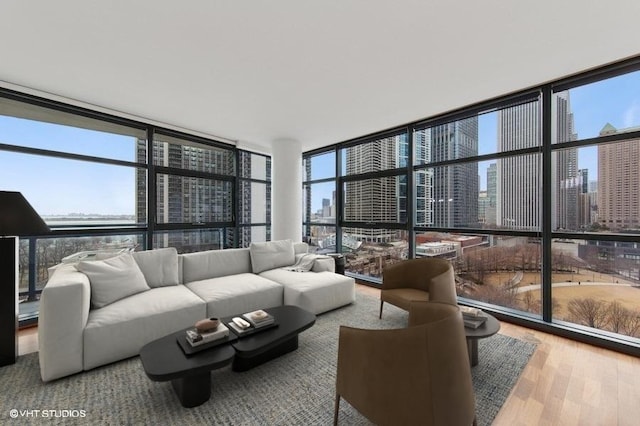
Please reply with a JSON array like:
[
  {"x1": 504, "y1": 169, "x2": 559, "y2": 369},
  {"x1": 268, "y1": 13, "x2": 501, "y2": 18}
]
[
  {"x1": 382, "y1": 258, "x2": 457, "y2": 305},
  {"x1": 335, "y1": 302, "x2": 475, "y2": 425}
]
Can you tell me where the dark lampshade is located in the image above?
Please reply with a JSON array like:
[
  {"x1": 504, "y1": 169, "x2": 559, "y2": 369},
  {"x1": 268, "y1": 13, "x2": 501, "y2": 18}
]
[{"x1": 0, "y1": 191, "x2": 50, "y2": 236}]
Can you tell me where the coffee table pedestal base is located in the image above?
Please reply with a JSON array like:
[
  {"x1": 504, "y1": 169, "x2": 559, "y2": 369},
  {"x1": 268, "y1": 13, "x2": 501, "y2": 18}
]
[
  {"x1": 467, "y1": 339, "x2": 479, "y2": 367},
  {"x1": 232, "y1": 335, "x2": 299, "y2": 372},
  {"x1": 171, "y1": 373, "x2": 212, "y2": 408}
]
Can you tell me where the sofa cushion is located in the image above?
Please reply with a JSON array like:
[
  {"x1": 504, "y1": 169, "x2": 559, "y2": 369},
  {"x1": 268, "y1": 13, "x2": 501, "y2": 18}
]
[
  {"x1": 132, "y1": 247, "x2": 179, "y2": 288},
  {"x1": 181, "y1": 248, "x2": 252, "y2": 283},
  {"x1": 186, "y1": 273, "x2": 283, "y2": 318},
  {"x1": 293, "y1": 242, "x2": 309, "y2": 255},
  {"x1": 259, "y1": 269, "x2": 355, "y2": 315},
  {"x1": 77, "y1": 253, "x2": 150, "y2": 308},
  {"x1": 250, "y1": 239, "x2": 295, "y2": 274},
  {"x1": 83, "y1": 285, "x2": 206, "y2": 370}
]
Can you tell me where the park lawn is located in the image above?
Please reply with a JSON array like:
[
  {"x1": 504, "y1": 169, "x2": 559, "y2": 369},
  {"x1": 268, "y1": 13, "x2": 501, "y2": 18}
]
[{"x1": 525, "y1": 285, "x2": 640, "y2": 317}]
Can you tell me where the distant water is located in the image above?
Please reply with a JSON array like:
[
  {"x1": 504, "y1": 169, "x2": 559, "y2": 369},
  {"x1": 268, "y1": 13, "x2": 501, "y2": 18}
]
[{"x1": 45, "y1": 219, "x2": 137, "y2": 226}]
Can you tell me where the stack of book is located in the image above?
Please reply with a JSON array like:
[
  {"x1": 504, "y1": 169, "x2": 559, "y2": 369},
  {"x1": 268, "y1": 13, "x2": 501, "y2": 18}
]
[
  {"x1": 243, "y1": 309, "x2": 275, "y2": 329},
  {"x1": 460, "y1": 306, "x2": 487, "y2": 329},
  {"x1": 185, "y1": 323, "x2": 229, "y2": 347}
]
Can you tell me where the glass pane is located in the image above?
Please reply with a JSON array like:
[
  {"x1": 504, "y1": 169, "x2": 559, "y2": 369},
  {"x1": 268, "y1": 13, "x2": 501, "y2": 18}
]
[
  {"x1": 237, "y1": 226, "x2": 270, "y2": 248},
  {"x1": 418, "y1": 231, "x2": 543, "y2": 317},
  {"x1": 0, "y1": 151, "x2": 145, "y2": 226},
  {"x1": 596, "y1": 138, "x2": 639, "y2": 232},
  {"x1": 550, "y1": 145, "x2": 591, "y2": 231},
  {"x1": 239, "y1": 151, "x2": 270, "y2": 180},
  {"x1": 552, "y1": 238, "x2": 640, "y2": 339},
  {"x1": 340, "y1": 133, "x2": 408, "y2": 176},
  {"x1": 343, "y1": 175, "x2": 407, "y2": 224},
  {"x1": 34, "y1": 234, "x2": 142, "y2": 289},
  {"x1": 155, "y1": 174, "x2": 232, "y2": 224},
  {"x1": 153, "y1": 229, "x2": 228, "y2": 253},
  {"x1": 304, "y1": 150, "x2": 335, "y2": 181},
  {"x1": 477, "y1": 154, "x2": 542, "y2": 231},
  {"x1": 303, "y1": 181, "x2": 336, "y2": 223},
  {"x1": 342, "y1": 228, "x2": 408, "y2": 280},
  {"x1": 477, "y1": 160, "x2": 497, "y2": 227},
  {"x1": 413, "y1": 99, "x2": 540, "y2": 165},
  {"x1": 0, "y1": 97, "x2": 146, "y2": 162},
  {"x1": 17, "y1": 239, "x2": 30, "y2": 296},
  {"x1": 303, "y1": 225, "x2": 336, "y2": 253},
  {"x1": 239, "y1": 181, "x2": 270, "y2": 224},
  {"x1": 153, "y1": 133, "x2": 235, "y2": 175},
  {"x1": 496, "y1": 153, "x2": 542, "y2": 230},
  {"x1": 414, "y1": 116, "x2": 479, "y2": 165},
  {"x1": 415, "y1": 162, "x2": 478, "y2": 228},
  {"x1": 553, "y1": 70, "x2": 640, "y2": 143}
]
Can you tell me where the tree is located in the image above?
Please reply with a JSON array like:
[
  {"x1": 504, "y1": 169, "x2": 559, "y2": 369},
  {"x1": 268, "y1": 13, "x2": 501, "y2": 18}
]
[
  {"x1": 606, "y1": 301, "x2": 628, "y2": 333},
  {"x1": 623, "y1": 312, "x2": 640, "y2": 338},
  {"x1": 567, "y1": 298, "x2": 608, "y2": 328},
  {"x1": 521, "y1": 291, "x2": 540, "y2": 314}
]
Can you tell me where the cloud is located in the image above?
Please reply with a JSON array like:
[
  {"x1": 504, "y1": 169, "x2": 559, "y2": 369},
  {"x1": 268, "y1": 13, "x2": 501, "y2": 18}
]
[{"x1": 623, "y1": 100, "x2": 640, "y2": 128}]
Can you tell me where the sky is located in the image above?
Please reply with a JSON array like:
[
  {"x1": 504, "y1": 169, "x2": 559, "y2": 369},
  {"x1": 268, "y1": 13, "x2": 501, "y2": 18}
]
[{"x1": 1, "y1": 72, "x2": 639, "y2": 216}]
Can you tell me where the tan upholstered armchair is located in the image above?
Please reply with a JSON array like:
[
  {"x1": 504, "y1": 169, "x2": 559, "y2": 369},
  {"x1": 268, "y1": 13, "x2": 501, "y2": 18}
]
[
  {"x1": 380, "y1": 257, "x2": 457, "y2": 318},
  {"x1": 334, "y1": 301, "x2": 476, "y2": 426}
]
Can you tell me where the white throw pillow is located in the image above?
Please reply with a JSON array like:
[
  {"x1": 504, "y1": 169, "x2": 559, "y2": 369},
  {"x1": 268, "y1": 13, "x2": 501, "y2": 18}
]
[
  {"x1": 131, "y1": 247, "x2": 179, "y2": 288},
  {"x1": 77, "y1": 253, "x2": 150, "y2": 308},
  {"x1": 250, "y1": 239, "x2": 295, "y2": 274}
]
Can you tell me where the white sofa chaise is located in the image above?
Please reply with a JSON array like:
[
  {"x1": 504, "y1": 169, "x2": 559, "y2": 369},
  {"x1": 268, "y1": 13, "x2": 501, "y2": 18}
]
[{"x1": 38, "y1": 240, "x2": 355, "y2": 382}]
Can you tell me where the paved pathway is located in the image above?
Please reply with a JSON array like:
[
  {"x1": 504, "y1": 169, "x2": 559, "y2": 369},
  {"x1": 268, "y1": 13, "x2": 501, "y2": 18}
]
[{"x1": 516, "y1": 281, "x2": 635, "y2": 293}]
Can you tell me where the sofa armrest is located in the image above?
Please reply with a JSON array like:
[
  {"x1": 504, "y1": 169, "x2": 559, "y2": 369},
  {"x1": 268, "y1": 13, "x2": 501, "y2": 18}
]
[
  {"x1": 312, "y1": 256, "x2": 335, "y2": 273},
  {"x1": 38, "y1": 265, "x2": 91, "y2": 381}
]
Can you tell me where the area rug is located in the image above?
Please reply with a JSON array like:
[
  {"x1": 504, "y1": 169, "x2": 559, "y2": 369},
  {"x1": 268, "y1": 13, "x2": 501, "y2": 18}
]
[{"x1": 0, "y1": 293, "x2": 536, "y2": 425}]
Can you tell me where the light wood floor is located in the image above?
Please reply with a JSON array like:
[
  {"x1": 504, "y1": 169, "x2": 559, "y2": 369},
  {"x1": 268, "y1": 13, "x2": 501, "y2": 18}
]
[{"x1": 19, "y1": 284, "x2": 640, "y2": 425}]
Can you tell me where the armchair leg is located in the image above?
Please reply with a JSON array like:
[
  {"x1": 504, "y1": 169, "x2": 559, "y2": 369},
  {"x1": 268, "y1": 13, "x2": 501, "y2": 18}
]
[
  {"x1": 333, "y1": 394, "x2": 341, "y2": 426},
  {"x1": 379, "y1": 300, "x2": 384, "y2": 319}
]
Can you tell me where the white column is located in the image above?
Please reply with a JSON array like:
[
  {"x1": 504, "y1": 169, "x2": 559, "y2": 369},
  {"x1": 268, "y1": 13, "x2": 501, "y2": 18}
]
[{"x1": 271, "y1": 139, "x2": 302, "y2": 242}]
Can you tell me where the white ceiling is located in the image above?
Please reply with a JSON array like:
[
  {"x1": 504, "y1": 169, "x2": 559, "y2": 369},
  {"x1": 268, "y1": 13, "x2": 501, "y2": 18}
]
[{"x1": 1, "y1": 1, "x2": 640, "y2": 153}]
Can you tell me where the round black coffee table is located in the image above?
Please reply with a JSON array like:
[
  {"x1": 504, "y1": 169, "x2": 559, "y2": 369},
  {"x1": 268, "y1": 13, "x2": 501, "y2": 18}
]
[
  {"x1": 140, "y1": 330, "x2": 237, "y2": 408},
  {"x1": 140, "y1": 305, "x2": 316, "y2": 408},
  {"x1": 464, "y1": 312, "x2": 500, "y2": 366}
]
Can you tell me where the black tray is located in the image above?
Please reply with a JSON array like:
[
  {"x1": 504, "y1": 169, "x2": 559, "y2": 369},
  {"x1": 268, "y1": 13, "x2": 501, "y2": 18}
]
[{"x1": 176, "y1": 333, "x2": 236, "y2": 356}]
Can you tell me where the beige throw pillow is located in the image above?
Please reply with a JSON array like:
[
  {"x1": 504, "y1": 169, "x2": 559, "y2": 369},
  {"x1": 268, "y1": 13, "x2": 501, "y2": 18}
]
[
  {"x1": 250, "y1": 239, "x2": 295, "y2": 274},
  {"x1": 77, "y1": 253, "x2": 150, "y2": 308},
  {"x1": 132, "y1": 247, "x2": 179, "y2": 287}
]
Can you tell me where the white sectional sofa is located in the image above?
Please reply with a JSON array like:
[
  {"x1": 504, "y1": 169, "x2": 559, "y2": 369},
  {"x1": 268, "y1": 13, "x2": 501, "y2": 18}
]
[{"x1": 38, "y1": 240, "x2": 355, "y2": 382}]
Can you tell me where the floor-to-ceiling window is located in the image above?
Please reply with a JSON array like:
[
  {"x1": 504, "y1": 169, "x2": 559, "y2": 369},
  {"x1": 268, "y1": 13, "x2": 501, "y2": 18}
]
[
  {"x1": 237, "y1": 150, "x2": 272, "y2": 247},
  {"x1": 150, "y1": 131, "x2": 236, "y2": 252},
  {"x1": 303, "y1": 57, "x2": 640, "y2": 354},
  {"x1": 549, "y1": 68, "x2": 640, "y2": 341},
  {"x1": 0, "y1": 88, "x2": 270, "y2": 325},
  {"x1": 302, "y1": 149, "x2": 337, "y2": 252}
]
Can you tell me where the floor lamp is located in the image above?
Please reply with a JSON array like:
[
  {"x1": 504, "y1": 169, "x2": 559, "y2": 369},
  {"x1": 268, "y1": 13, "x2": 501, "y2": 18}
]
[{"x1": 0, "y1": 191, "x2": 50, "y2": 367}]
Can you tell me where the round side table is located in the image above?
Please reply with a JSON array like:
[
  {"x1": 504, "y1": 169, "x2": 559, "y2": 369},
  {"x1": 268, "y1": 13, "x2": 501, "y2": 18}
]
[{"x1": 464, "y1": 312, "x2": 500, "y2": 366}]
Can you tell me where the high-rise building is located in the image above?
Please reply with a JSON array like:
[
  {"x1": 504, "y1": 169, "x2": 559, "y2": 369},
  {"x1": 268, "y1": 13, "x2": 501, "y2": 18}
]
[
  {"x1": 344, "y1": 135, "x2": 407, "y2": 242},
  {"x1": 414, "y1": 129, "x2": 433, "y2": 227},
  {"x1": 429, "y1": 118, "x2": 479, "y2": 227},
  {"x1": 553, "y1": 92, "x2": 579, "y2": 230},
  {"x1": 497, "y1": 93, "x2": 577, "y2": 231},
  {"x1": 137, "y1": 137, "x2": 236, "y2": 251},
  {"x1": 597, "y1": 123, "x2": 640, "y2": 230},
  {"x1": 486, "y1": 163, "x2": 497, "y2": 225},
  {"x1": 577, "y1": 168, "x2": 594, "y2": 229},
  {"x1": 497, "y1": 102, "x2": 541, "y2": 230}
]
